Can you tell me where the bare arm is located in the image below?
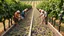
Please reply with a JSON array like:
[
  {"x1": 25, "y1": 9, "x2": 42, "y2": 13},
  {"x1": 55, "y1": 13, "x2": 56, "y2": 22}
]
[
  {"x1": 39, "y1": 14, "x2": 43, "y2": 18},
  {"x1": 36, "y1": 13, "x2": 43, "y2": 19}
]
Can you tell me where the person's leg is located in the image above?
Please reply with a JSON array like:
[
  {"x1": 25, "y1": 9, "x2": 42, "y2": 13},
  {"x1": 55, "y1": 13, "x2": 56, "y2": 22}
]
[
  {"x1": 42, "y1": 17, "x2": 45, "y2": 24},
  {"x1": 13, "y1": 17, "x2": 18, "y2": 26},
  {"x1": 45, "y1": 17, "x2": 47, "y2": 25},
  {"x1": 41, "y1": 18, "x2": 44, "y2": 24},
  {"x1": 40, "y1": 18, "x2": 43, "y2": 24}
]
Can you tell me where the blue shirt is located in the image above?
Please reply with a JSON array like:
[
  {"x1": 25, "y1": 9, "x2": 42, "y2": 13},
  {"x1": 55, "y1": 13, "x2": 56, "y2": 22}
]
[{"x1": 21, "y1": 11, "x2": 25, "y2": 17}]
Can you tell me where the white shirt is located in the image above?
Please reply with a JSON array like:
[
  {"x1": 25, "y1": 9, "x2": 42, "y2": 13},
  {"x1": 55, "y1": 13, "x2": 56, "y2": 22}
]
[{"x1": 44, "y1": 11, "x2": 47, "y2": 17}]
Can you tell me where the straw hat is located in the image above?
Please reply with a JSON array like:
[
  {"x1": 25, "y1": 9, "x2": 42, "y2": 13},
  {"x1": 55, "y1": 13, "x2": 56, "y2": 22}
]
[
  {"x1": 16, "y1": 10, "x2": 20, "y2": 13},
  {"x1": 39, "y1": 9, "x2": 41, "y2": 11},
  {"x1": 16, "y1": 10, "x2": 20, "y2": 14}
]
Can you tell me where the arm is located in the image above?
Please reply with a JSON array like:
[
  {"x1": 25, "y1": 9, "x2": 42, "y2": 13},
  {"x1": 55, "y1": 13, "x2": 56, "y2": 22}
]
[
  {"x1": 37, "y1": 13, "x2": 43, "y2": 19},
  {"x1": 39, "y1": 14, "x2": 43, "y2": 18}
]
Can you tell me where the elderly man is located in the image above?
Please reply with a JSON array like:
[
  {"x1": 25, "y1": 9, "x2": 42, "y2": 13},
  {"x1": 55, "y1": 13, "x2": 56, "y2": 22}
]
[
  {"x1": 38, "y1": 9, "x2": 47, "y2": 24},
  {"x1": 38, "y1": 9, "x2": 45, "y2": 24}
]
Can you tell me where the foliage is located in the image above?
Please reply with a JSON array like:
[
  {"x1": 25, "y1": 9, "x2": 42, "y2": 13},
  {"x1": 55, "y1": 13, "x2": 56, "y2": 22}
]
[
  {"x1": 36, "y1": 0, "x2": 64, "y2": 20},
  {"x1": 0, "y1": 0, "x2": 32, "y2": 22}
]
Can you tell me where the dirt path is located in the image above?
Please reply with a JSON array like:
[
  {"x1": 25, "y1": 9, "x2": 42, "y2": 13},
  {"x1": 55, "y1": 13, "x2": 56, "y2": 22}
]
[{"x1": 31, "y1": 8, "x2": 55, "y2": 36}]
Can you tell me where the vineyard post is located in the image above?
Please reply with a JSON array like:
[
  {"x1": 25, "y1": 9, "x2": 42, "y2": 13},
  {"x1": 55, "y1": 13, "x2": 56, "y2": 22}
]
[
  {"x1": 2, "y1": 0, "x2": 6, "y2": 31},
  {"x1": 59, "y1": 18, "x2": 61, "y2": 32},
  {"x1": 52, "y1": 16, "x2": 53, "y2": 25},
  {"x1": 8, "y1": 5, "x2": 11, "y2": 28},
  {"x1": 11, "y1": 18, "x2": 13, "y2": 25},
  {"x1": 3, "y1": 18, "x2": 6, "y2": 31},
  {"x1": 8, "y1": 19, "x2": 11, "y2": 28},
  {"x1": 58, "y1": 13, "x2": 62, "y2": 32},
  {"x1": 53, "y1": 15, "x2": 56, "y2": 27},
  {"x1": 54, "y1": 18, "x2": 56, "y2": 27}
]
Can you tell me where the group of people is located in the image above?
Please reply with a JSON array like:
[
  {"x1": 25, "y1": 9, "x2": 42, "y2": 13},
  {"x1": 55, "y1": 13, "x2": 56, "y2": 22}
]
[
  {"x1": 13, "y1": 8, "x2": 28, "y2": 24},
  {"x1": 38, "y1": 9, "x2": 47, "y2": 25},
  {"x1": 13, "y1": 8, "x2": 47, "y2": 25}
]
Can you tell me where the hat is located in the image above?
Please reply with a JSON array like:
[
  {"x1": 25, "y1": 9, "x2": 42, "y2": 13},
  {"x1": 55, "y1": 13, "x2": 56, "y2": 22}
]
[
  {"x1": 16, "y1": 10, "x2": 20, "y2": 13},
  {"x1": 39, "y1": 9, "x2": 41, "y2": 11},
  {"x1": 24, "y1": 9, "x2": 27, "y2": 12}
]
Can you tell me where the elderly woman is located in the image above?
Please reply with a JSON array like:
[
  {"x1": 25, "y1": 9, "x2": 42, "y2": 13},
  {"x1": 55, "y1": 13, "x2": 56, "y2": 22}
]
[{"x1": 13, "y1": 10, "x2": 21, "y2": 24}]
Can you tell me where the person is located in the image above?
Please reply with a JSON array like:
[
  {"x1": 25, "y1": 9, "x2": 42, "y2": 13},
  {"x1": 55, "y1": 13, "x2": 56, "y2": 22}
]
[
  {"x1": 13, "y1": 10, "x2": 20, "y2": 25},
  {"x1": 38, "y1": 10, "x2": 45, "y2": 24},
  {"x1": 20, "y1": 9, "x2": 27, "y2": 20},
  {"x1": 20, "y1": 10, "x2": 25, "y2": 20}
]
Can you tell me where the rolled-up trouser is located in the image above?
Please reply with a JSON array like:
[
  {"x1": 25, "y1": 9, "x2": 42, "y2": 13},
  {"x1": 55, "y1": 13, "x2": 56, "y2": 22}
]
[{"x1": 45, "y1": 17, "x2": 47, "y2": 24}]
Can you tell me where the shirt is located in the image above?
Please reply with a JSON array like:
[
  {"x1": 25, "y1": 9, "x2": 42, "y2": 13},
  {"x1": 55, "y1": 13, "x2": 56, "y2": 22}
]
[
  {"x1": 44, "y1": 11, "x2": 47, "y2": 17},
  {"x1": 21, "y1": 11, "x2": 25, "y2": 17}
]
